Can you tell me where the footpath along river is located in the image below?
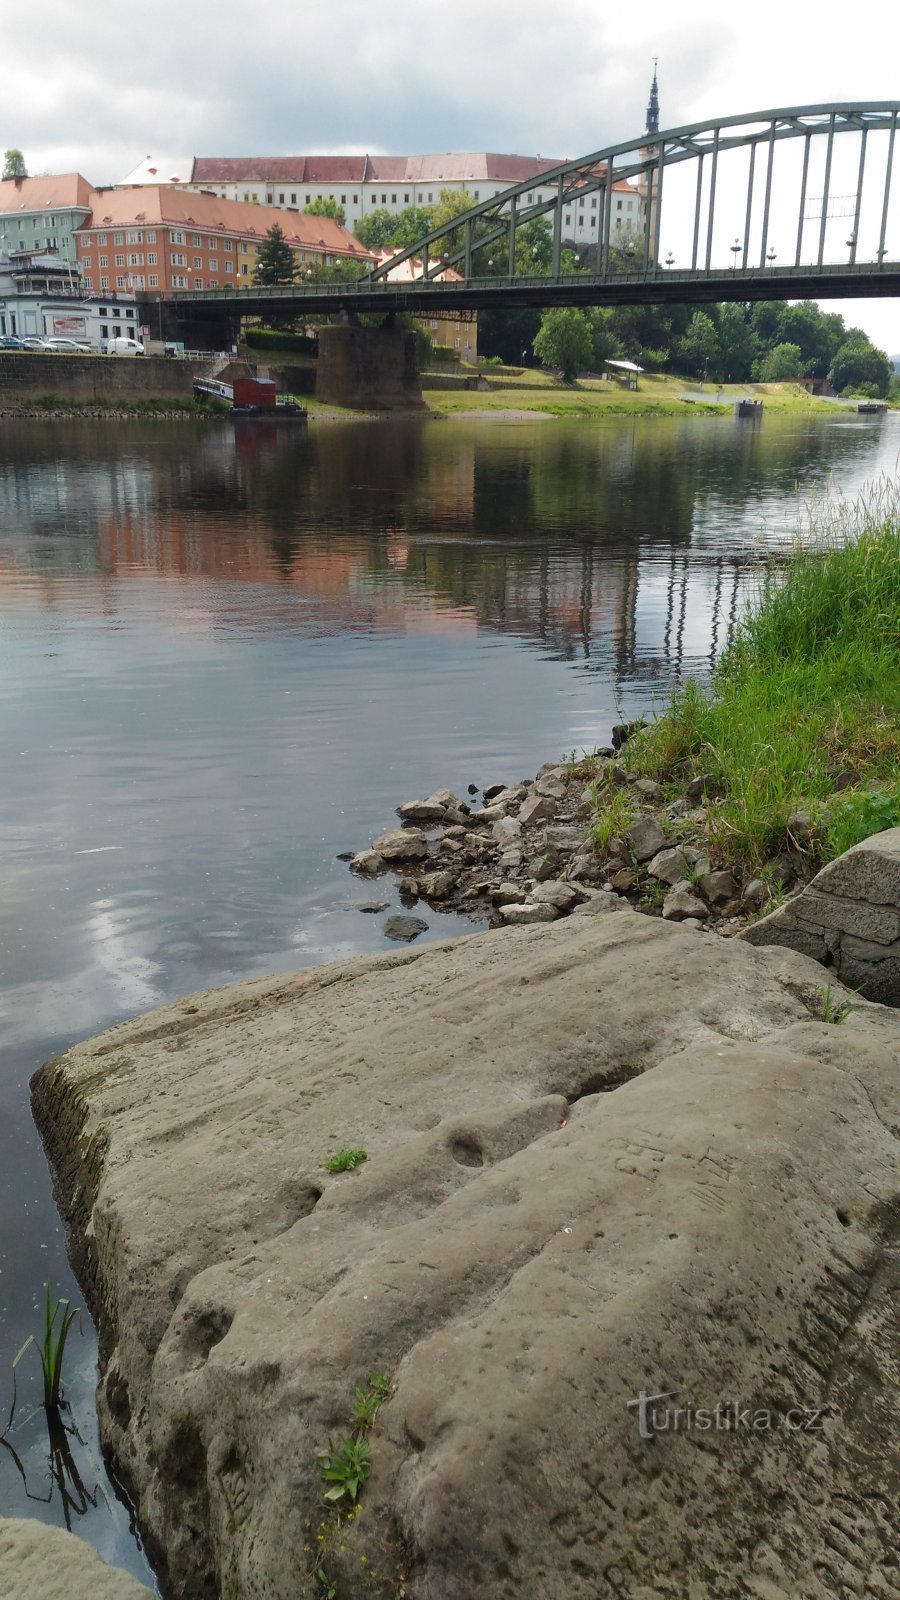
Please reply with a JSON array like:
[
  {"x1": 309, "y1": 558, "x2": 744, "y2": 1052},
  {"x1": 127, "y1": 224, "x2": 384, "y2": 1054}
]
[{"x1": 0, "y1": 408, "x2": 898, "y2": 1584}]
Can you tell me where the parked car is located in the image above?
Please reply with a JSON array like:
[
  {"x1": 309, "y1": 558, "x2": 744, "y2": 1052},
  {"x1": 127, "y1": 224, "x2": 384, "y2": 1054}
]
[
  {"x1": 106, "y1": 337, "x2": 144, "y2": 356},
  {"x1": 20, "y1": 336, "x2": 50, "y2": 350},
  {"x1": 0, "y1": 335, "x2": 23, "y2": 350},
  {"x1": 44, "y1": 337, "x2": 91, "y2": 353}
]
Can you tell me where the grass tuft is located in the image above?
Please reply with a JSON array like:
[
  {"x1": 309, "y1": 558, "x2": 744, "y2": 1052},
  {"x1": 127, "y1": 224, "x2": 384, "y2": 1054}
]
[
  {"x1": 13, "y1": 1282, "x2": 82, "y2": 1411},
  {"x1": 627, "y1": 479, "x2": 900, "y2": 873},
  {"x1": 323, "y1": 1146, "x2": 367, "y2": 1173}
]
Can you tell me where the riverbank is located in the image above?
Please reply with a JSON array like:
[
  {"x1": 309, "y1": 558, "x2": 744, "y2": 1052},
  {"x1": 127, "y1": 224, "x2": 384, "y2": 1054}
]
[
  {"x1": 343, "y1": 492, "x2": 899, "y2": 957},
  {"x1": 427, "y1": 372, "x2": 883, "y2": 418}
]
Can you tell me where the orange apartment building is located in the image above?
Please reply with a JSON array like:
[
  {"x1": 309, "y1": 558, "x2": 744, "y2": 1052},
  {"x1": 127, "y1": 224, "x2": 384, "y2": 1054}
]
[{"x1": 74, "y1": 188, "x2": 374, "y2": 296}]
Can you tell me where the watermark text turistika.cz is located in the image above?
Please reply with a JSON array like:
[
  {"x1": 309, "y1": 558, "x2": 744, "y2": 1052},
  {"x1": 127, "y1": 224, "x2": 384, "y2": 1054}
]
[{"x1": 627, "y1": 1390, "x2": 827, "y2": 1440}]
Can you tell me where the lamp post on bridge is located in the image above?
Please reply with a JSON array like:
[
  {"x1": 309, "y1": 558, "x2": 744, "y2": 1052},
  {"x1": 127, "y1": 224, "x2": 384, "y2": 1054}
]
[
  {"x1": 766, "y1": 248, "x2": 776, "y2": 267},
  {"x1": 730, "y1": 238, "x2": 741, "y2": 274}
]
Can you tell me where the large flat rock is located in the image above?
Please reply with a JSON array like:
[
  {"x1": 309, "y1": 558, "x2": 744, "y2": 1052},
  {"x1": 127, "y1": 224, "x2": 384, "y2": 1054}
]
[
  {"x1": 32, "y1": 915, "x2": 900, "y2": 1599},
  {"x1": 0, "y1": 1518, "x2": 152, "y2": 1599}
]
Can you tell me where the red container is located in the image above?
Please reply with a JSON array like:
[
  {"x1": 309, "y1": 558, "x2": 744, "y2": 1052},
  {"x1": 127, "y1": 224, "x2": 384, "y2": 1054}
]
[{"x1": 232, "y1": 377, "x2": 277, "y2": 409}]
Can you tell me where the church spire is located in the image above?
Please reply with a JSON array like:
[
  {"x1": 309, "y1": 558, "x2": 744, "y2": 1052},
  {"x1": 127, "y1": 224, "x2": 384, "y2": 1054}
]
[{"x1": 646, "y1": 59, "x2": 660, "y2": 136}]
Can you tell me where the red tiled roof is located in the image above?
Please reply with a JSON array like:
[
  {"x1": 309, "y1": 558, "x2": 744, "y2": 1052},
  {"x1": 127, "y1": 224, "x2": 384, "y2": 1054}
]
[
  {"x1": 0, "y1": 172, "x2": 95, "y2": 214},
  {"x1": 191, "y1": 157, "x2": 367, "y2": 184},
  {"x1": 75, "y1": 187, "x2": 373, "y2": 258}
]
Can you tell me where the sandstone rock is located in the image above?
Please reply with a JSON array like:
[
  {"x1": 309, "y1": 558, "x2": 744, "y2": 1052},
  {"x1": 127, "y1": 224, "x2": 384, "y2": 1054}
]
[
  {"x1": 473, "y1": 803, "x2": 508, "y2": 823},
  {"x1": 497, "y1": 849, "x2": 523, "y2": 872},
  {"x1": 491, "y1": 882, "x2": 527, "y2": 906},
  {"x1": 489, "y1": 785, "x2": 527, "y2": 809},
  {"x1": 569, "y1": 855, "x2": 603, "y2": 885},
  {"x1": 628, "y1": 814, "x2": 667, "y2": 862},
  {"x1": 349, "y1": 849, "x2": 386, "y2": 876},
  {"x1": 32, "y1": 918, "x2": 899, "y2": 1600},
  {"x1": 382, "y1": 913, "x2": 428, "y2": 941},
  {"x1": 356, "y1": 901, "x2": 389, "y2": 913},
  {"x1": 492, "y1": 816, "x2": 523, "y2": 848},
  {"x1": 440, "y1": 838, "x2": 464, "y2": 855},
  {"x1": 418, "y1": 872, "x2": 457, "y2": 900},
  {"x1": 685, "y1": 771, "x2": 723, "y2": 804},
  {"x1": 573, "y1": 890, "x2": 632, "y2": 915},
  {"x1": 441, "y1": 806, "x2": 470, "y2": 827},
  {"x1": 742, "y1": 826, "x2": 900, "y2": 1003},
  {"x1": 742, "y1": 878, "x2": 771, "y2": 909},
  {"x1": 528, "y1": 853, "x2": 559, "y2": 882},
  {"x1": 662, "y1": 885, "x2": 709, "y2": 921},
  {"x1": 533, "y1": 774, "x2": 566, "y2": 801},
  {"x1": 543, "y1": 825, "x2": 588, "y2": 854},
  {"x1": 699, "y1": 869, "x2": 737, "y2": 906},
  {"x1": 397, "y1": 798, "x2": 448, "y2": 822},
  {"x1": 611, "y1": 868, "x2": 637, "y2": 893},
  {"x1": 530, "y1": 880, "x2": 580, "y2": 913},
  {"x1": 373, "y1": 828, "x2": 429, "y2": 862},
  {"x1": 498, "y1": 900, "x2": 559, "y2": 924},
  {"x1": 481, "y1": 782, "x2": 507, "y2": 802},
  {"x1": 647, "y1": 846, "x2": 693, "y2": 885},
  {"x1": 443, "y1": 825, "x2": 468, "y2": 841},
  {"x1": 518, "y1": 792, "x2": 557, "y2": 826},
  {"x1": 0, "y1": 1519, "x2": 152, "y2": 1599},
  {"x1": 428, "y1": 789, "x2": 464, "y2": 811},
  {"x1": 633, "y1": 777, "x2": 664, "y2": 801}
]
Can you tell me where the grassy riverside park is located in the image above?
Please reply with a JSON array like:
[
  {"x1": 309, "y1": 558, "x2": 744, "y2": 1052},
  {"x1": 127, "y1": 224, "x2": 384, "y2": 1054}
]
[
  {"x1": 425, "y1": 370, "x2": 883, "y2": 418},
  {"x1": 594, "y1": 482, "x2": 900, "y2": 880}
]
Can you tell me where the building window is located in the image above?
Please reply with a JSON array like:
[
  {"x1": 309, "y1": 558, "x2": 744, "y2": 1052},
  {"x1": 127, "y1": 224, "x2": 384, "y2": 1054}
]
[
  {"x1": 224, "y1": 261, "x2": 233, "y2": 272},
  {"x1": 208, "y1": 279, "x2": 218, "y2": 288},
  {"x1": 278, "y1": 193, "x2": 284, "y2": 204},
  {"x1": 428, "y1": 192, "x2": 433, "y2": 203},
  {"x1": 291, "y1": 192, "x2": 296, "y2": 204},
  {"x1": 100, "y1": 324, "x2": 108, "y2": 337},
  {"x1": 617, "y1": 199, "x2": 623, "y2": 211},
  {"x1": 266, "y1": 193, "x2": 273, "y2": 204},
  {"x1": 340, "y1": 194, "x2": 346, "y2": 204},
  {"x1": 128, "y1": 253, "x2": 142, "y2": 266},
  {"x1": 172, "y1": 230, "x2": 185, "y2": 244},
  {"x1": 193, "y1": 256, "x2": 203, "y2": 269},
  {"x1": 97, "y1": 233, "x2": 107, "y2": 246},
  {"x1": 241, "y1": 263, "x2": 248, "y2": 275},
  {"x1": 240, "y1": 241, "x2": 248, "y2": 253},
  {"x1": 114, "y1": 232, "x2": 124, "y2": 245},
  {"x1": 172, "y1": 274, "x2": 187, "y2": 287},
  {"x1": 147, "y1": 252, "x2": 157, "y2": 265},
  {"x1": 381, "y1": 193, "x2": 386, "y2": 204},
  {"x1": 192, "y1": 234, "x2": 202, "y2": 247},
  {"x1": 148, "y1": 274, "x2": 158, "y2": 287},
  {"x1": 209, "y1": 257, "x2": 217, "y2": 270},
  {"x1": 305, "y1": 194, "x2": 311, "y2": 204},
  {"x1": 404, "y1": 192, "x2": 410, "y2": 203},
  {"x1": 125, "y1": 309, "x2": 134, "y2": 319},
  {"x1": 126, "y1": 229, "x2": 142, "y2": 244},
  {"x1": 83, "y1": 275, "x2": 93, "y2": 288},
  {"x1": 352, "y1": 195, "x2": 358, "y2": 204},
  {"x1": 116, "y1": 275, "x2": 126, "y2": 288},
  {"x1": 147, "y1": 230, "x2": 156, "y2": 242},
  {"x1": 171, "y1": 252, "x2": 186, "y2": 266},
  {"x1": 99, "y1": 254, "x2": 108, "y2": 267},
  {"x1": 131, "y1": 274, "x2": 145, "y2": 288},
  {"x1": 391, "y1": 193, "x2": 396, "y2": 204},
  {"x1": 115, "y1": 253, "x2": 126, "y2": 267},
  {"x1": 223, "y1": 239, "x2": 233, "y2": 251}
]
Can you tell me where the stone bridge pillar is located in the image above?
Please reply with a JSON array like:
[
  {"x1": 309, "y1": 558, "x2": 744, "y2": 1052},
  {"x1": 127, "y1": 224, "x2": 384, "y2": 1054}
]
[{"x1": 316, "y1": 323, "x2": 425, "y2": 410}]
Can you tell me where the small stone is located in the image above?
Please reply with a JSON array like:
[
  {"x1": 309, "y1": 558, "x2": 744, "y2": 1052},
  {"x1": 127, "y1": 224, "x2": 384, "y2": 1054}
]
[
  {"x1": 440, "y1": 838, "x2": 464, "y2": 855},
  {"x1": 569, "y1": 855, "x2": 603, "y2": 885},
  {"x1": 498, "y1": 849, "x2": 524, "y2": 872},
  {"x1": 611, "y1": 720, "x2": 644, "y2": 749},
  {"x1": 356, "y1": 901, "x2": 389, "y2": 913},
  {"x1": 429, "y1": 789, "x2": 463, "y2": 810},
  {"x1": 493, "y1": 816, "x2": 523, "y2": 847},
  {"x1": 518, "y1": 792, "x2": 558, "y2": 826},
  {"x1": 662, "y1": 887, "x2": 709, "y2": 921},
  {"x1": 397, "y1": 798, "x2": 448, "y2": 822},
  {"x1": 611, "y1": 868, "x2": 637, "y2": 893},
  {"x1": 647, "y1": 847, "x2": 693, "y2": 885},
  {"x1": 667, "y1": 799, "x2": 687, "y2": 817},
  {"x1": 764, "y1": 855, "x2": 796, "y2": 889},
  {"x1": 786, "y1": 809, "x2": 813, "y2": 846},
  {"x1": 490, "y1": 785, "x2": 527, "y2": 808},
  {"x1": 499, "y1": 901, "x2": 559, "y2": 925},
  {"x1": 419, "y1": 871, "x2": 457, "y2": 900},
  {"x1": 491, "y1": 882, "x2": 527, "y2": 905},
  {"x1": 398, "y1": 876, "x2": 420, "y2": 896},
  {"x1": 633, "y1": 778, "x2": 663, "y2": 801},
  {"x1": 373, "y1": 828, "x2": 429, "y2": 862},
  {"x1": 698, "y1": 870, "x2": 736, "y2": 906},
  {"x1": 467, "y1": 783, "x2": 480, "y2": 795},
  {"x1": 477, "y1": 803, "x2": 510, "y2": 823},
  {"x1": 442, "y1": 807, "x2": 470, "y2": 827},
  {"x1": 350, "y1": 850, "x2": 387, "y2": 876},
  {"x1": 742, "y1": 878, "x2": 770, "y2": 909},
  {"x1": 528, "y1": 854, "x2": 559, "y2": 882},
  {"x1": 335, "y1": 851, "x2": 355, "y2": 862},
  {"x1": 680, "y1": 918, "x2": 704, "y2": 931},
  {"x1": 530, "y1": 880, "x2": 580, "y2": 913},
  {"x1": 544, "y1": 825, "x2": 589, "y2": 854},
  {"x1": 533, "y1": 774, "x2": 566, "y2": 801},
  {"x1": 573, "y1": 891, "x2": 628, "y2": 916},
  {"x1": 685, "y1": 772, "x2": 723, "y2": 804},
  {"x1": 443, "y1": 825, "x2": 468, "y2": 841},
  {"x1": 482, "y1": 782, "x2": 508, "y2": 801},
  {"x1": 628, "y1": 815, "x2": 667, "y2": 862},
  {"x1": 382, "y1": 914, "x2": 428, "y2": 942}
]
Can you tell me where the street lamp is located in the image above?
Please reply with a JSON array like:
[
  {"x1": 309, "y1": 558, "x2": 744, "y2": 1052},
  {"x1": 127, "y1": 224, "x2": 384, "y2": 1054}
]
[
  {"x1": 846, "y1": 233, "x2": 857, "y2": 262},
  {"x1": 664, "y1": 251, "x2": 674, "y2": 268},
  {"x1": 730, "y1": 237, "x2": 741, "y2": 273},
  {"x1": 766, "y1": 247, "x2": 776, "y2": 266},
  {"x1": 520, "y1": 344, "x2": 527, "y2": 366}
]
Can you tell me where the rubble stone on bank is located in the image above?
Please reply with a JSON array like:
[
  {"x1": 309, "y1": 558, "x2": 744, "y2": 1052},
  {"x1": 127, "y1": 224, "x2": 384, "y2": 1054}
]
[{"x1": 0, "y1": 1519, "x2": 151, "y2": 1599}]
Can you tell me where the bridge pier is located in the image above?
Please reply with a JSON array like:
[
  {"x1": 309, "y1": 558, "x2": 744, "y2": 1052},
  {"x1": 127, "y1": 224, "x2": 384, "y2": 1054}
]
[{"x1": 316, "y1": 323, "x2": 425, "y2": 411}]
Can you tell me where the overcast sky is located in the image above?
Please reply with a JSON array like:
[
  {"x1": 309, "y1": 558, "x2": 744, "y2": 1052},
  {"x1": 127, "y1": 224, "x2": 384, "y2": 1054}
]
[{"x1": 4, "y1": 0, "x2": 898, "y2": 351}]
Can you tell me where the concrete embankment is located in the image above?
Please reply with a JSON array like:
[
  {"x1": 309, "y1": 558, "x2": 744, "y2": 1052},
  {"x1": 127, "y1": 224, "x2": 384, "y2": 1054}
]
[
  {"x1": 30, "y1": 911, "x2": 900, "y2": 1600},
  {"x1": 0, "y1": 353, "x2": 203, "y2": 409}
]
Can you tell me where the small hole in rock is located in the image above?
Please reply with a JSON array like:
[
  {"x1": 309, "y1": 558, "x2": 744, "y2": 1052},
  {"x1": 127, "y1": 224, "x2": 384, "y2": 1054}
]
[
  {"x1": 451, "y1": 1136, "x2": 484, "y2": 1168},
  {"x1": 836, "y1": 1209, "x2": 850, "y2": 1227}
]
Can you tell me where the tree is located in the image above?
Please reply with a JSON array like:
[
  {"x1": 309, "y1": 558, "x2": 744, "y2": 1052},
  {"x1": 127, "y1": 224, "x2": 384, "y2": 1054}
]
[
  {"x1": 254, "y1": 224, "x2": 296, "y2": 286},
  {"x1": 715, "y1": 303, "x2": 757, "y2": 381},
  {"x1": 2, "y1": 149, "x2": 27, "y2": 180},
  {"x1": 303, "y1": 197, "x2": 345, "y2": 226},
  {"x1": 533, "y1": 307, "x2": 593, "y2": 381},
  {"x1": 828, "y1": 336, "x2": 892, "y2": 396},
  {"x1": 755, "y1": 342, "x2": 804, "y2": 381},
  {"x1": 676, "y1": 312, "x2": 720, "y2": 379}
]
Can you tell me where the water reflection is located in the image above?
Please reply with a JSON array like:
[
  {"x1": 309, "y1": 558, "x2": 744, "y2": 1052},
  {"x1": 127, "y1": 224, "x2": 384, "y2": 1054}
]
[{"x1": 0, "y1": 411, "x2": 896, "y2": 1584}]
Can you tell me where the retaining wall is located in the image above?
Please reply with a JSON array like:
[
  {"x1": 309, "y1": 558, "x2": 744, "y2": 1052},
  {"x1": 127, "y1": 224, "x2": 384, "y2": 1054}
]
[{"x1": 0, "y1": 354, "x2": 203, "y2": 407}]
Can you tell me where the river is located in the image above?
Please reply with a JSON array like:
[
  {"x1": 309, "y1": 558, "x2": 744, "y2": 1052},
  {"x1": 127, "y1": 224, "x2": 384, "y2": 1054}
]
[{"x1": 0, "y1": 408, "x2": 897, "y2": 1585}]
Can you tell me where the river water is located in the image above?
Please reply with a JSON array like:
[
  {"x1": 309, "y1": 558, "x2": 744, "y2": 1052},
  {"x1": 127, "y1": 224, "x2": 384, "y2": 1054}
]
[{"x1": 0, "y1": 408, "x2": 897, "y2": 1585}]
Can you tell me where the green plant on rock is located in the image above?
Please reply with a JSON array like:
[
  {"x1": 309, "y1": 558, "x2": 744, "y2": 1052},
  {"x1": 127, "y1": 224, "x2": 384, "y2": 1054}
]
[
  {"x1": 640, "y1": 878, "x2": 667, "y2": 909},
  {"x1": 590, "y1": 785, "x2": 635, "y2": 854},
  {"x1": 13, "y1": 1282, "x2": 82, "y2": 1411},
  {"x1": 319, "y1": 1435, "x2": 371, "y2": 1503},
  {"x1": 323, "y1": 1146, "x2": 367, "y2": 1173},
  {"x1": 824, "y1": 786, "x2": 900, "y2": 859},
  {"x1": 818, "y1": 982, "x2": 857, "y2": 1025}
]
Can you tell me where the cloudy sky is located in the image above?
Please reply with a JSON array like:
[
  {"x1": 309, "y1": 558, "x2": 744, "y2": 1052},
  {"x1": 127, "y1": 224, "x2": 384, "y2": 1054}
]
[{"x1": 4, "y1": 0, "x2": 898, "y2": 350}]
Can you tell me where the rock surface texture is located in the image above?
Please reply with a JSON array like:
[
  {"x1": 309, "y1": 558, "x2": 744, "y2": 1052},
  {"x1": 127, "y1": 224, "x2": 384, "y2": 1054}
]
[
  {"x1": 0, "y1": 1518, "x2": 151, "y2": 1599},
  {"x1": 32, "y1": 916, "x2": 900, "y2": 1600},
  {"x1": 742, "y1": 826, "x2": 900, "y2": 1004}
]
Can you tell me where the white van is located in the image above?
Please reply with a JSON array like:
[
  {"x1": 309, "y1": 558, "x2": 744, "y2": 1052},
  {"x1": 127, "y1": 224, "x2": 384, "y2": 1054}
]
[{"x1": 107, "y1": 337, "x2": 145, "y2": 356}]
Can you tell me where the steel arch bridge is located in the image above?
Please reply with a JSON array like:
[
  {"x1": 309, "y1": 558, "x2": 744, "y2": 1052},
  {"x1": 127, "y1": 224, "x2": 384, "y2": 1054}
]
[{"x1": 171, "y1": 103, "x2": 900, "y2": 319}]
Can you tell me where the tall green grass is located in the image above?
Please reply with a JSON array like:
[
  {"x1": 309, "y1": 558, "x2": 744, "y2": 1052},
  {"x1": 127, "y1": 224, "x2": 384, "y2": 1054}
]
[{"x1": 628, "y1": 479, "x2": 900, "y2": 872}]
